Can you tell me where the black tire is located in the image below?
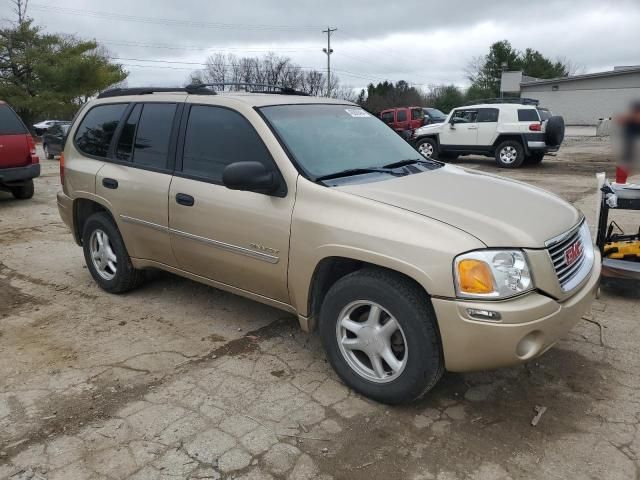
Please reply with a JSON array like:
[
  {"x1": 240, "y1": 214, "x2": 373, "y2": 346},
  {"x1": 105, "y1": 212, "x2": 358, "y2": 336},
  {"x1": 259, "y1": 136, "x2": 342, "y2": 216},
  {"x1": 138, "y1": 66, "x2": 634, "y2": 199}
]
[
  {"x1": 82, "y1": 212, "x2": 144, "y2": 293},
  {"x1": 495, "y1": 140, "x2": 525, "y2": 168},
  {"x1": 11, "y1": 180, "x2": 34, "y2": 199},
  {"x1": 43, "y1": 144, "x2": 54, "y2": 160},
  {"x1": 525, "y1": 151, "x2": 545, "y2": 165},
  {"x1": 319, "y1": 268, "x2": 444, "y2": 405},
  {"x1": 545, "y1": 116, "x2": 565, "y2": 146},
  {"x1": 415, "y1": 137, "x2": 439, "y2": 160}
]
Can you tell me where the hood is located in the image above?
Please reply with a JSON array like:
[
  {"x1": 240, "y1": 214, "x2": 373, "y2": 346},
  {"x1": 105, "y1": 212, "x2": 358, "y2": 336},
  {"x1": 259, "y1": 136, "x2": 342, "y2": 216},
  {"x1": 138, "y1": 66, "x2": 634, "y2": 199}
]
[
  {"x1": 414, "y1": 123, "x2": 443, "y2": 135},
  {"x1": 336, "y1": 165, "x2": 581, "y2": 248}
]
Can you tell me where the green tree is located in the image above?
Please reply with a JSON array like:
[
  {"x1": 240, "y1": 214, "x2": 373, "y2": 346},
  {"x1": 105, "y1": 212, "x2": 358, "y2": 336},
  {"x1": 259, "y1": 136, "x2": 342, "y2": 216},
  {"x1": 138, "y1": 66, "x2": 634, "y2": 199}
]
[
  {"x1": 361, "y1": 80, "x2": 427, "y2": 113},
  {"x1": 0, "y1": 19, "x2": 127, "y2": 126},
  {"x1": 467, "y1": 40, "x2": 571, "y2": 98},
  {"x1": 426, "y1": 84, "x2": 465, "y2": 113}
]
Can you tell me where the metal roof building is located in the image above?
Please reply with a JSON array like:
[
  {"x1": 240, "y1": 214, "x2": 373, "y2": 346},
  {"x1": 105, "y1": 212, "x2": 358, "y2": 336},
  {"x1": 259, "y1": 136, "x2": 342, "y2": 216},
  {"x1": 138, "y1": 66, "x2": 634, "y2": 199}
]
[{"x1": 500, "y1": 67, "x2": 640, "y2": 125}]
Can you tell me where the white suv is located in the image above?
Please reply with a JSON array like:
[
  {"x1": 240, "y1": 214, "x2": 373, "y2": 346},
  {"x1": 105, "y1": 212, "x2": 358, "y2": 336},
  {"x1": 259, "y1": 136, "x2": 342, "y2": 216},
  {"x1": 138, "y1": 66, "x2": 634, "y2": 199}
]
[{"x1": 412, "y1": 101, "x2": 565, "y2": 168}]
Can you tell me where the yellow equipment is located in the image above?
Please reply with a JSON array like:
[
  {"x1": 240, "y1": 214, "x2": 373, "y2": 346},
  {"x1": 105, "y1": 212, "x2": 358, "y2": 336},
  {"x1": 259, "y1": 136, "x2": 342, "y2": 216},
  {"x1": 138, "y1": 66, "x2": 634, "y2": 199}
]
[{"x1": 604, "y1": 239, "x2": 640, "y2": 261}]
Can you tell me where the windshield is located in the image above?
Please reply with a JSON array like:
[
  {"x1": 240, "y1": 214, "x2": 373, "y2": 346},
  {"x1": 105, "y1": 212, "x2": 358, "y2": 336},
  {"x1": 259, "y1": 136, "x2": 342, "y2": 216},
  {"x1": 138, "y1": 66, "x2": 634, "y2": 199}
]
[
  {"x1": 423, "y1": 108, "x2": 446, "y2": 120},
  {"x1": 260, "y1": 104, "x2": 427, "y2": 179}
]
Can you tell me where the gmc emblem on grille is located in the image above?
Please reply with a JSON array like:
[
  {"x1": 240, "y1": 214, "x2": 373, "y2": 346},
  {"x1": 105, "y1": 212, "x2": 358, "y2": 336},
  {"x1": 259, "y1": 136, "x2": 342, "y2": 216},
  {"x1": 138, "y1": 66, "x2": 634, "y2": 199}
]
[{"x1": 564, "y1": 241, "x2": 583, "y2": 266}]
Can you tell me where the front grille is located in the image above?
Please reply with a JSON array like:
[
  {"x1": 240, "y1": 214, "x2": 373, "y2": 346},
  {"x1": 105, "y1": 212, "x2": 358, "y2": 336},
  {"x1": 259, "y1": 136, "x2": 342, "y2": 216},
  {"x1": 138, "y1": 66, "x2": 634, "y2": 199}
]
[{"x1": 546, "y1": 223, "x2": 587, "y2": 291}]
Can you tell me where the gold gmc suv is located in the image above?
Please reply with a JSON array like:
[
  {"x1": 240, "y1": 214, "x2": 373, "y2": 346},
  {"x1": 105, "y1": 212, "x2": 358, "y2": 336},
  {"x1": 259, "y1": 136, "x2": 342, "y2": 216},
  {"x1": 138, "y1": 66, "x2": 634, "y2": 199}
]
[{"x1": 57, "y1": 85, "x2": 600, "y2": 404}]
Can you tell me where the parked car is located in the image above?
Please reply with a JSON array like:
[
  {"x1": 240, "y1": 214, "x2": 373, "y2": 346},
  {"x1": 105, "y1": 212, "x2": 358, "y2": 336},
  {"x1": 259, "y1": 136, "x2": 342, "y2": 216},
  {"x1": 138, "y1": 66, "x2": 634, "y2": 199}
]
[
  {"x1": 57, "y1": 85, "x2": 599, "y2": 404},
  {"x1": 43, "y1": 122, "x2": 70, "y2": 159},
  {"x1": 422, "y1": 107, "x2": 447, "y2": 124},
  {"x1": 412, "y1": 99, "x2": 565, "y2": 168},
  {"x1": 380, "y1": 106, "x2": 425, "y2": 134},
  {"x1": 0, "y1": 101, "x2": 40, "y2": 199}
]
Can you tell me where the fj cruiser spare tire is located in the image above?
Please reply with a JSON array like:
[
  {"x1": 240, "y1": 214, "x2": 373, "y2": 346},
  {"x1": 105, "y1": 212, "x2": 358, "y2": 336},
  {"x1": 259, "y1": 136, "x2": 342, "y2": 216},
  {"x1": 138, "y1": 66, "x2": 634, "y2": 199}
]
[{"x1": 545, "y1": 116, "x2": 565, "y2": 146}]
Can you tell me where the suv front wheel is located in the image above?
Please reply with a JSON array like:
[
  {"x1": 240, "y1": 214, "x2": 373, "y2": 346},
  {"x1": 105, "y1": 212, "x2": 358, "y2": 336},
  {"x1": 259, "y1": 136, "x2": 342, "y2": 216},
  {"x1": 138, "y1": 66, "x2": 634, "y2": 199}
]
[
  {"x1": 319, "y1": 268, "x2": 444, "y2": 404},
  {"x1": 82, "y1": 212, "x2": 144, "y2": 293},
  {"x1": 415, "y1": 137, "x2": 438, "y2": 160},
  {"x1": 495, "y1": 140, "x2": 525, "y2": 168}
]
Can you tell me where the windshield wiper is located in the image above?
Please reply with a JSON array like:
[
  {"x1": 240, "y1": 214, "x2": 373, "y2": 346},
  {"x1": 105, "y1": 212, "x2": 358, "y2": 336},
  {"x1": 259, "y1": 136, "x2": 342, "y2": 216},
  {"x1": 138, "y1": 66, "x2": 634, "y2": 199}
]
[
  {"x1": 315, "y1": 167, "x2": 404, "y2": 182},
  {"x1": 382, "y1": 158, "x2": 438, "y2": 169}
]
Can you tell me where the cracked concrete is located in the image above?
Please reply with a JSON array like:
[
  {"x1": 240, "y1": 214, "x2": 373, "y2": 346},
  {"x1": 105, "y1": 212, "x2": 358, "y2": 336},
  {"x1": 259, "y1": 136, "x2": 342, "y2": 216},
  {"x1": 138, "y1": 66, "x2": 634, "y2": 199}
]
[{"x1": 1, "y1": 140, "x2": 640, "y2": 479}]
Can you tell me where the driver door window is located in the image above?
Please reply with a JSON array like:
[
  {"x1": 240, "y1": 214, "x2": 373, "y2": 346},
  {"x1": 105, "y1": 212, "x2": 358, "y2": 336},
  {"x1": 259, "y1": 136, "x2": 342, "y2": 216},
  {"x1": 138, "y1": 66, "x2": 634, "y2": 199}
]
[{"x1": 441, "y1": 109, "x2": 479, "y2": 146}]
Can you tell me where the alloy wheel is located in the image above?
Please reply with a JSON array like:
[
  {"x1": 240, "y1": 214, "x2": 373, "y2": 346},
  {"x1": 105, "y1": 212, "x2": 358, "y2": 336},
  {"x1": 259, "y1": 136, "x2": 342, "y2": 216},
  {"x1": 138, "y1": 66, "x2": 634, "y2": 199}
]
[
  {"x1": 89, "y1": 229, "x2": 117, "y2": 280},
  {"x1": 336, "y1": 300, "x2": 408, "y2": 383},
  {"x1": 499, "y1": 146, "x2": 518, "y2": 164}
]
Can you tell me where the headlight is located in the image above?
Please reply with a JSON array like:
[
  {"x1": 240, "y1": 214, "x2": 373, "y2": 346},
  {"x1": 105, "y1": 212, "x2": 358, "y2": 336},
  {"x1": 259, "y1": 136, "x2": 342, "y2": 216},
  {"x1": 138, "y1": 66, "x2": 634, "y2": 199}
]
[{"x1": 454, "y1": 250, "x2": 533, "y2": 299}]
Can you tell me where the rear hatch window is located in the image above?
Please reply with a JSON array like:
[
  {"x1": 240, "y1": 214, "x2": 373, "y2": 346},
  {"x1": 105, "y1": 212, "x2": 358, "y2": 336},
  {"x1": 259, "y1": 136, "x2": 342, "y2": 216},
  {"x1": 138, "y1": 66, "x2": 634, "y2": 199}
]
[
  {"x1": 537, "y1": 108, "x2": 552, "y2": 121},
  {"x1": 0, "y1": 104, "x2": 28, "y2": 135},
  {"x1": 517, "y1": 109, "x2": 540, "y2": 122}
]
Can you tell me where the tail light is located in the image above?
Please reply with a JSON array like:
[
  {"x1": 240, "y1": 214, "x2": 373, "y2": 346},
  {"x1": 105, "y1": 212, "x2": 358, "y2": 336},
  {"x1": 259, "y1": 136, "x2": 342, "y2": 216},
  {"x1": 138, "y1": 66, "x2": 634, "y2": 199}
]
[
  {"x1": 59, "y1": 152, "x2": 65, "y2": 186},
  {"x1": 27, "y1": 135, "x2": 39, "y2": 163},
  {"x1": 529, "y1": 123, "x2": 542, "y2": 131}
]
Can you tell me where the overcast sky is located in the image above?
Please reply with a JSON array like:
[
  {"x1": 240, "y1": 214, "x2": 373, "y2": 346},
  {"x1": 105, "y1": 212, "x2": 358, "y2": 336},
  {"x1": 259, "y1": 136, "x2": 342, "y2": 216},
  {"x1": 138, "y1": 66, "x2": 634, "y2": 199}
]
[{"x1": 5, "y1": 0, "x2": 640, "y2": 91}]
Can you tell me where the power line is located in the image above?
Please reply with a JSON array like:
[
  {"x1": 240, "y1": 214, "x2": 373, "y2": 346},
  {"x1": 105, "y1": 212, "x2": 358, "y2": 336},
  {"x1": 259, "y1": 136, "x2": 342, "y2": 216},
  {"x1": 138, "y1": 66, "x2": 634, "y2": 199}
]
[
  {"x1": 99, "y1": 39, "x2": 319, "y2": 53},
  {"x1": 112, "y1": 57, "x2": 321, "y2": 70},
  {"x1": 29, "y1": 3, "x2": 324, "y2": 31}
]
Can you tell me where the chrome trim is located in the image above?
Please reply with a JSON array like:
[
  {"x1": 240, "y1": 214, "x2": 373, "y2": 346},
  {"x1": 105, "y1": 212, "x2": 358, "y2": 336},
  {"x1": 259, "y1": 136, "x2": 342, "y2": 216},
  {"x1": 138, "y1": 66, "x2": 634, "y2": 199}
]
[
  {"x1": 120, "y1": 215, "x2": 280, "y2": 264},
  {"x1": 527, "y1": 141, "x2": 546, "y2": 148},
  {"x1": 545, "y1": 219, "x2": 583, "y2": 247},
  {"x1": 120, "y1": 215, "x2": 169, "y2": 233},
  {"x1": 170, "y1": 228, "x2": 279, "y2": 264}
]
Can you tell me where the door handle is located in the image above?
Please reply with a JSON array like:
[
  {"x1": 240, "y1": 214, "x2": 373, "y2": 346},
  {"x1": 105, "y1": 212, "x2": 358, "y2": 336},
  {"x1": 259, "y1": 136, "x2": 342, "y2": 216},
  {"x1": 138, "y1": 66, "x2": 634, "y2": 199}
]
[
  {"x1": 102, "y1": 178, "x2": 118, "y2": 189},
  {"x1": 468, "y1": 126, "x2": 478, "y2": 130},
  {"x1": 175, "y1": 193, "x2": 195, "y2": 206}
]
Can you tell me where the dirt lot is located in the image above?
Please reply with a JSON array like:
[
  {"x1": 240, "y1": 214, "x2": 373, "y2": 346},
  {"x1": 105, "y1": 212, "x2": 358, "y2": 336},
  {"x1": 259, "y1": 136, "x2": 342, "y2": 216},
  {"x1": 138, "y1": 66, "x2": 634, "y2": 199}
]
[{"x1": 1, "y1": 138, "x2": 639, "y2": 480}]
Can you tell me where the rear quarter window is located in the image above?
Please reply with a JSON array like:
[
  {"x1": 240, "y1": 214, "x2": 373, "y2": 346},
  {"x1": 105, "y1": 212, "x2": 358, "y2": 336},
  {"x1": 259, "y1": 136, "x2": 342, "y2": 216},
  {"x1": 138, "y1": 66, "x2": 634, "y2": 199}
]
[
  {"x1": 0, "y1": 104, "x2": 28, "y2": 135},
  {"x1": 517, "y1": 109, "x2": 540, "y2": 122},
  {"x1": 75, "y1": 103, "x2": 128, "y2": 158}
]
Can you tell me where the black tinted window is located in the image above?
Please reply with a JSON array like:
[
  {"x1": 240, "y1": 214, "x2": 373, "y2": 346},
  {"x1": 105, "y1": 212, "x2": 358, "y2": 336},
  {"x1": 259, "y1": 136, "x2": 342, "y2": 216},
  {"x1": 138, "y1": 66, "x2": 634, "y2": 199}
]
[
  {"x1": 381, "y1": 111, "x2": 394, "y2": 124},
  {"x1": 116, "y1": 104, "x2": 141, "y2": 161},
  {"x1": 411, "y1": 109, "x2": 423, "y2": 120},
  {"x1": 182, "y1": 106, "x2": 272, "y2": 182},
  {"x1": 518, "y1": 109, "x2": 539, "y2": 122},
  {"x1": 477, "y1": 108, "x2": 499, "y2": 122},
  {"x1": 0, "y1": 104, "x2": 27, "y2": 135},
  {"x1": 75, "y1": 104, "x2": 127, "y2": 157},
  {"x1": 133, "y1": 104, "x2": 176, "y2": 168},
  {"x1": 48, "y1": 125, "x2": 61, "y2": 135},
  {"x1": 451, "y1": 110, "x2": 477, "y2": 123},
  {"x1": 396, "y1": 110, "x2": 407, "y2": 122}
]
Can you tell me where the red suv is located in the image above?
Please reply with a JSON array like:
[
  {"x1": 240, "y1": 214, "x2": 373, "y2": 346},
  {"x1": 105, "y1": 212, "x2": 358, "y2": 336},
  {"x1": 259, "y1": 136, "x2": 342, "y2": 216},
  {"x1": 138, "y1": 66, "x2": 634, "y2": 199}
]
[
  {"x1": 380, "y1": 106, "x2": 425, "y2": 134},
  {"x1": 0, "y1": 102, "x2": 40, "y2": 199}
]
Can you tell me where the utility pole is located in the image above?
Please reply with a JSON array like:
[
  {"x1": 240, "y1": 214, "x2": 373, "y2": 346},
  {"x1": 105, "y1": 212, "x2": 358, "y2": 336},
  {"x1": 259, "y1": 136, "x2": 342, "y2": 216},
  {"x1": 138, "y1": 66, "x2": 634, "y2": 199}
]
[{"x1": 323, "y1": 27, "x2": 337, "y2": 97}]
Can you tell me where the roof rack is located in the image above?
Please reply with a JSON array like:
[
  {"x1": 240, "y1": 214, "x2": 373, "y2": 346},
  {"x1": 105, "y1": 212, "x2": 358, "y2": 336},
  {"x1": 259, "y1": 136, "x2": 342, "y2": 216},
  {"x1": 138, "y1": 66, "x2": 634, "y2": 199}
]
[
  {"x1": 97, "y1": 87, "x2": 217, "y2": 99},
  {"x1": 463, "y1": 97, "x2": 540, "y2": 106},
  {"x1": 184, "y1": 82, "x2": 310, "y2": 96}
]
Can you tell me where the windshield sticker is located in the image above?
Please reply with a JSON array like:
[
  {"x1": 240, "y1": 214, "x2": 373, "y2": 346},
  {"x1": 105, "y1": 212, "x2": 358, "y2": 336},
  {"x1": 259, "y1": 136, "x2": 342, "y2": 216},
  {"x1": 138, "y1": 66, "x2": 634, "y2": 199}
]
[{"x1": 345, "y1": 108, "x2": 371, "y2": 118}]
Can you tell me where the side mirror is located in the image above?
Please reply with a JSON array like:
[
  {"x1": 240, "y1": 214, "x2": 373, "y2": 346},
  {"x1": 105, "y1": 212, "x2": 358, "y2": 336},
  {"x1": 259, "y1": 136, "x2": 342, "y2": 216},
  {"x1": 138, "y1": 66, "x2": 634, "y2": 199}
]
[{"x1": 222, "y1": 161, "x2": 282, "y2": 196}]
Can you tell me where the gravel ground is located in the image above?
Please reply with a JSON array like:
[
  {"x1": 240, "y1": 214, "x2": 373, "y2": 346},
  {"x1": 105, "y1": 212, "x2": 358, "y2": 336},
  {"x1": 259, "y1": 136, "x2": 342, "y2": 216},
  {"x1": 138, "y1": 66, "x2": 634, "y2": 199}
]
[{"x1": 1, "y1": 139, "x2": 639, "y2": 480}]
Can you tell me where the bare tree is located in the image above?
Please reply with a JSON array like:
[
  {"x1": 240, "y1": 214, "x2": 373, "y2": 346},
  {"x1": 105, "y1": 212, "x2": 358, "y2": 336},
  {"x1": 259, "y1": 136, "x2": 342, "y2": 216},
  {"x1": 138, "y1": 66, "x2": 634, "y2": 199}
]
[{"x1": 10, "y1": 0, "x2": 29, "y2": 24}]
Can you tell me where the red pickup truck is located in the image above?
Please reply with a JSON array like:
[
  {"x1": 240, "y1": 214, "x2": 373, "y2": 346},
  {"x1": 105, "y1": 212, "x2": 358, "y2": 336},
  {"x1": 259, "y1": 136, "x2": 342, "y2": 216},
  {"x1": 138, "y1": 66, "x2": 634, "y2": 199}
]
[
  {"x1": 0, "y1": 102, "x2": 40, "y2": 199},
  {"x1": 380, "y1": 106, "x2": 447, "y2": 135}
]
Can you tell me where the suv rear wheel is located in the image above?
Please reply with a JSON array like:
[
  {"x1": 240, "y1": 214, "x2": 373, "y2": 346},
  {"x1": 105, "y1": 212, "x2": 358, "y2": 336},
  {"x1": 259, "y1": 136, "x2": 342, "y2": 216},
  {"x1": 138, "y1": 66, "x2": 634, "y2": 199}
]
[
  {"x1": 10, "y1": 180, "x2": 34, "y2": 200},
  {"x1": 495, "y1": 140, "x2": 525, "y2": 168},
  {"x1": 319, "y1": 268, "x2": 443, "y2": 404},
  {"x1": 416, "y1": 137, "x2": 438, "y2": 160},
  {"x1": 82, "y1": 212, "x2": 144, "y2": 293}
]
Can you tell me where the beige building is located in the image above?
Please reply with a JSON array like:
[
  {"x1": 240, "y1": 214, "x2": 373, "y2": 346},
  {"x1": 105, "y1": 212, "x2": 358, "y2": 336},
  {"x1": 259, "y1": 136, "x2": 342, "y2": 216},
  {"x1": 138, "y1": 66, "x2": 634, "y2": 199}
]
[{"x1": 501, "y1": 67, "x2": 640, "y2": 125}]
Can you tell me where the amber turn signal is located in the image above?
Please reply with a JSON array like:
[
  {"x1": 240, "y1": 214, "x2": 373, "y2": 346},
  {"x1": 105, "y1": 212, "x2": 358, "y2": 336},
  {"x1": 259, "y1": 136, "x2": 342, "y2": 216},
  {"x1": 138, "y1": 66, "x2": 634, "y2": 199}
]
[{"x1": 457, "y1": 259, "x2": 495, "y2": 294}]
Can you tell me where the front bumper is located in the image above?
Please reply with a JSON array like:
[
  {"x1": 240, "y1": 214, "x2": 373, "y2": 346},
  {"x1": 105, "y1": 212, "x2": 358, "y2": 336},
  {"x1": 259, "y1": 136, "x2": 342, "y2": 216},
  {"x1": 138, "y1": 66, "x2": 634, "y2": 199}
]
[
  {"x1": 432, "y1": 255, "x2": 601, "y2": 372},
  {"x1": 0, "y1": 163, "x2": 40, "y2": 184}
]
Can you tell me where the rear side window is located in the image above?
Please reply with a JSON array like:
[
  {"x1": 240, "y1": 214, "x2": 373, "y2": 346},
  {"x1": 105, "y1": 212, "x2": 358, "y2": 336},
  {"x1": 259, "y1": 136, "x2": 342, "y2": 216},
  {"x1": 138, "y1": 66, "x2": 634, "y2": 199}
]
[
  {"x1": 517, "y1": 109, "x2": 540, "y2": 122},
  {"x1": 75, "y1": 104, "x2": 127, "y2": 158},
  {"x1": 181, "y1": 105, "x2": 272, "y2": 183},
  {"x1": 0, "y1": 104, "x2": 27, "y2": 135},
  {"x1": 132, "y1": 103, "x2": 176, "y2": 169},
  {"x1": 396, "y1": 110, "x2": 407, "y2": 122},
  {"x1": 477, "y1": 108, "x2": 499, "y2": 123},
  {"x1": 381, "y1": 111, "x2": 394, "y2": 124},
  {"x1": 116, "y1": 104, "x2": 142, "y2": 161}
]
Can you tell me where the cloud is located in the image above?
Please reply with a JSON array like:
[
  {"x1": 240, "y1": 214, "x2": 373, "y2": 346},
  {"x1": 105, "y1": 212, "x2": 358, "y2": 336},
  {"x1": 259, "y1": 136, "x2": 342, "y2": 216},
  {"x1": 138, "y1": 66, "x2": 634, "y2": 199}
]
[{"x1": 17, "y1": 0, "x2": 640, "y2": 90}]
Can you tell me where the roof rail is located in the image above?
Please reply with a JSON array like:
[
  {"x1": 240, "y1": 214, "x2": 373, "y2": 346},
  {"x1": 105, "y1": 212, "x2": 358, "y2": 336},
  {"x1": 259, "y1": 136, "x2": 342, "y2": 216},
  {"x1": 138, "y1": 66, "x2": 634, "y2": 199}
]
[
  {"x1": 463, "y1": 97, "x2": 540, "y2": 106},
  {"x1": 97, "y1": 87, "x2": 216, "y2": 99},
  {"x1": 185, "y1": 82, "x2": 310, "y2": 96}
]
